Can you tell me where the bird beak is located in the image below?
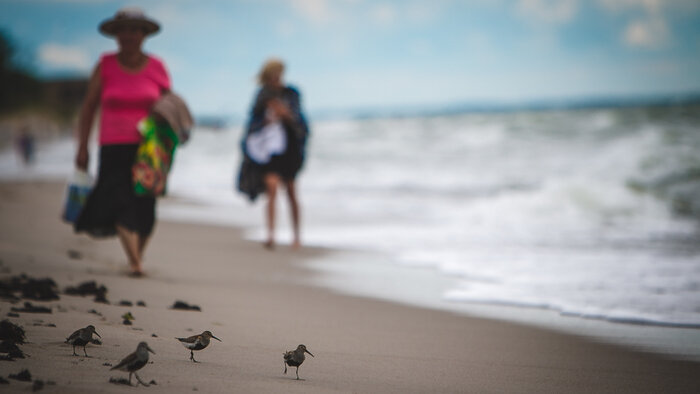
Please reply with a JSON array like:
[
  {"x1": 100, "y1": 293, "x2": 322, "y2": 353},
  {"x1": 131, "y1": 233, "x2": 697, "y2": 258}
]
[
  {"x1": 212, "y1": 335, "x2": 222, "y2": 342},
  {"x1": 148, "y1": 346, "x2": 156, "y2": 354},
  {"x1": 305, "y1": 350, "x2": 314, "y2": 357},
  {"x1": 94, "y1": 331, "x2": 102, "y2": 338}
]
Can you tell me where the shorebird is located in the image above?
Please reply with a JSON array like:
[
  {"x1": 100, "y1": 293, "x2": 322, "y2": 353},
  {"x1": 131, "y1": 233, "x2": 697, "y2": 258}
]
[
  {"x1": 283, "y1": 344, "x2": 314, "y2": 380},
  {"x1": 110, "y1": 342, "x2": 155, "y2": 386},
  {"x1": 175, "y1": 330, "x2": 221, "y2": 362},
  {"x1": 65, "y1": 325, "x2": 101, "y2": 357}
]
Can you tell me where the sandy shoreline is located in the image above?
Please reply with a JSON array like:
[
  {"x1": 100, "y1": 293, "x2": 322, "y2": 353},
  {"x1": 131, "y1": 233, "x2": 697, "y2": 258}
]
[{"x1": 1, "y1": 181, "x2": 699, "y2": 393}]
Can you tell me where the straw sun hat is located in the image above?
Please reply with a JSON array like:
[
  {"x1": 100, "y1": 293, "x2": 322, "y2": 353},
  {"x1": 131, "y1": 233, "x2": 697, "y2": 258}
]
[{"x1": 99, "y1": 7, "x2": 160, "y2": 37}]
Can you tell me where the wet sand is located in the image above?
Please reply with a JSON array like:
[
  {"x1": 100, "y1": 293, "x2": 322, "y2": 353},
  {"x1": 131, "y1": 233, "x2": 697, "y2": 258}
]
[{"x1": 0, "y1": 181, "x2": 698, "y2": 393}]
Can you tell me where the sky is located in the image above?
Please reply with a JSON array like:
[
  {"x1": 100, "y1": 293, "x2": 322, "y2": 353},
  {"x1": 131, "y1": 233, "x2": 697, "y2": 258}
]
[{"x1": 1, "y1": 0, "x2": 700, "y2": 118}]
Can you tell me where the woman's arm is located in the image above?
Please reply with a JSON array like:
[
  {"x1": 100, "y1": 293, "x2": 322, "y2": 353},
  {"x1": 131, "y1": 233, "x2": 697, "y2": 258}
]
[
  {"x1": 278, "y1": 88, "x2": 309, "y2": 140},
  {"x1": 75, "y1": 63, "x2": 102, "y2": 170}
]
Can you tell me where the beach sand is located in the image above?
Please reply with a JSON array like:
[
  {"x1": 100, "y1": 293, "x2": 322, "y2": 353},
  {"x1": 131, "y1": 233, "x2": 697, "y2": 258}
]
[{"x1": 0, "y1": 181, "x2": 698, "y2": 393}]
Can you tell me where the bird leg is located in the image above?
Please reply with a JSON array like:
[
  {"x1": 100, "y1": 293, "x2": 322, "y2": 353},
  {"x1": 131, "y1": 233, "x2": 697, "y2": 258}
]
[
  {"x1": 296, "y1": 366, "x2": 300, "y2": 380},
  {"x1": 128, "y1": 372, "x2": 133, "y2": 386},
  {"x1": 72, "y1": 345, "x2": 78, "y2": 356},
  {"x1": 190, "y1": 350, "x2": 198, "y2": 363},
  {"x1": 134, "y1": 372, "x2": 150, "y2": 387},
  {"x1": 284, "y1": 363, "x2": 288, "y2": 374},
  {"x1": 83, "y1": 345, "x2": 89, "y2": 357}
]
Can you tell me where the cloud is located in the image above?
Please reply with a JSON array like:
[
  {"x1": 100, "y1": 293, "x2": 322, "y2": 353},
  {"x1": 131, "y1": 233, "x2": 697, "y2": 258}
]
[
  {"x1": 37, "y1": 43, "x2": 91, "y2": 72},
  {"x1": 405, "y1": 1, "x2": 444, "y2": 25},
  {"x1": 516, "y1": 0, "x2": 579, "y2": 24},
  {"x1": 597, "y1": 0, "x2": 700, "y2": 13},
  {"x1": 597, "y1": 0, "x2": 659, "y2": 12},
  {"x1": 369, "y1": 3, "x2": 397, "y2": 27},
  {"x1": 623, "y1": 17, "x2": 668, "y2": 48},
  {"x1": 289, "y1": 0, "x2": 334, "y2": 25},
  {"x1": 596, "y1": 0, "x2": 671, "y2": 48}
]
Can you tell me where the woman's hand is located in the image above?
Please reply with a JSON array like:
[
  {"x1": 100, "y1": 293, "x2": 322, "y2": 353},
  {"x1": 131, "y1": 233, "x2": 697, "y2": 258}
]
[{"x1": 75, "y1": 145, "x2": 89, "y2": 170}]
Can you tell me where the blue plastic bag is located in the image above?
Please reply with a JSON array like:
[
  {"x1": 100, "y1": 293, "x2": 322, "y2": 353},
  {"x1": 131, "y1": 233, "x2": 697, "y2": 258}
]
[{"x1": 62, "y1": 170, "x2": 92, "y2": 223}]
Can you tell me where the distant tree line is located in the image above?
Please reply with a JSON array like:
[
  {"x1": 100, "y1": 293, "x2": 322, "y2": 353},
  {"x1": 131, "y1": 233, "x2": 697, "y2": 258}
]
[
  {"x1": 0, "y1": 29, "x2": 43, "y2": 115},
  {"x1": 0, "y1": 29, "x2": 86, "y2": 123}
]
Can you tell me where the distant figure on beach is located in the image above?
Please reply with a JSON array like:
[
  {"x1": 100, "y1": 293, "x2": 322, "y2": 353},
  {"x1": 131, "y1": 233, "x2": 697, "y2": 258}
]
[
  {"x1": 237, "y1": 58, "x2": 310, "y2": 250},
  {"x1": 73, "y1": 7, "x2": 170, "y2": 276},
  {"x1": 15, "y1": 127, "x2": 35, "y2": 165}
]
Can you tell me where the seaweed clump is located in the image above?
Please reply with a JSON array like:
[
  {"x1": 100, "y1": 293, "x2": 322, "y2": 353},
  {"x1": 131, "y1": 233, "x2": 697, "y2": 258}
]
[
  {"x1": 0, "y1": 275, "x2": 60, "y2": 302},
  {"x1": 64, "y1": 281, "x2": 109, "y2": 304},
  {"x1": 171, "y1": 300, "x2": 201, "y2": 311}
]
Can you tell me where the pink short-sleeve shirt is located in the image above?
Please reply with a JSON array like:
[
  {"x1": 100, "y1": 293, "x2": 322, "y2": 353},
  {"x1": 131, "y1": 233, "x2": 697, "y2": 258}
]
[{"x1": 99, "y1": 53, "x2": 171, "y2": 145}]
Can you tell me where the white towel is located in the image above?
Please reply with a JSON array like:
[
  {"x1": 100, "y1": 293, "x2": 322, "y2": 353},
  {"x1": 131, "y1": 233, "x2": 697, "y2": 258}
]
[{"x1": 246, "y1": 122, "x2": 287, "y2": 164}]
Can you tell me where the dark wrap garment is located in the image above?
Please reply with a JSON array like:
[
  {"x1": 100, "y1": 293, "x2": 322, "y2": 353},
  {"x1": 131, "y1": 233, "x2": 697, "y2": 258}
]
[{"x1": 236, "y1": 85, "x2": 310, "y2": 202}]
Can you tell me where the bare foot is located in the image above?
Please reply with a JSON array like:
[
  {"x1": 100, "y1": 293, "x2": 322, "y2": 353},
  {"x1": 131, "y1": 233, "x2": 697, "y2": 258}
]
[
  {"x1": 263, "y1": 240, "x2": 275, "y2": 250},
  {"x1": 128, "y1": 270, "x2": 145, "y2": 278},
  {"x1": 291, "y1": 240, "x2": 301, "y2": 250}
]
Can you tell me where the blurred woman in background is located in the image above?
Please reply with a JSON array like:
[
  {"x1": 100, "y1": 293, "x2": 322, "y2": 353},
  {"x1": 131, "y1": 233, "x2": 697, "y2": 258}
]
[{"x1": 239, "y1": 59, "x2": 310, "y2": 250}]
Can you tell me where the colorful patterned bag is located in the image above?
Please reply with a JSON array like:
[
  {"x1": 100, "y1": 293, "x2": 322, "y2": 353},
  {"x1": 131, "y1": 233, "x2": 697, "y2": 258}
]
[{"x1": 132, "y1": 116, "x2": 178, "y2": 196}]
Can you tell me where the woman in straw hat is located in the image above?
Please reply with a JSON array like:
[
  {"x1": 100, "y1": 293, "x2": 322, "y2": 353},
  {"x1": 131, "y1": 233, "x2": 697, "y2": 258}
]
[
  {"x1": 74, "y1": 7, "x2": 170, "y2": 276},
  {"x1": 238, "y1": 58, "x2": 310, "y2": 250}
]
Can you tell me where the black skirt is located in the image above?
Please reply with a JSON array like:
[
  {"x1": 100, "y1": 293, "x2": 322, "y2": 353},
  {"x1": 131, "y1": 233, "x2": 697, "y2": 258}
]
[
  {"x1": 74, "y1": 144, "x2": 155, "y2": 238},
  {"x1": 262, "y1": 124, "x2": 303, "y2": 180}
]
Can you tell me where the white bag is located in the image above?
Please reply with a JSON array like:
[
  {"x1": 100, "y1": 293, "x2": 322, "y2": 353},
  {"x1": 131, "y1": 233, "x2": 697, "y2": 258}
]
[{"x1": 62, "y1": 169, "x2": 93, "y2": 223}]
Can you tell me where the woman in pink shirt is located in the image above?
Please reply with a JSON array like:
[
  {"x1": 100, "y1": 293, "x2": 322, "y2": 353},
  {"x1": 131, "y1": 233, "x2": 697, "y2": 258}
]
[{"x1": 74, "y1": 7, "x2": 170, "y2": 276}]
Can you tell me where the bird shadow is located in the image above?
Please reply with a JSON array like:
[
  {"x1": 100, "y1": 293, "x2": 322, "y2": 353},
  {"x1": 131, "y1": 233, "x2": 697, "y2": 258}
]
[{"x1": 275, "y1": 376, "x2": 307, "y2": 382}]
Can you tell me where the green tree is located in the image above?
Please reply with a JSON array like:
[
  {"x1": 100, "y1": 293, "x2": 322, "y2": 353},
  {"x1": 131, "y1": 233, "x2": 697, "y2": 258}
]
[{"x1": 0, "y1": 29, "x2": 42, "y2": 114}]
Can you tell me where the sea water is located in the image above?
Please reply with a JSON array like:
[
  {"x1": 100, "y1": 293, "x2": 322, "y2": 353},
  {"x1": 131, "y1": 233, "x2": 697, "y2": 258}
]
[
  {"x1": 2, "y1": 104, "x2": 700, "y2": 355},
  {"x1": 300, "y1": 106, "x2": 700, "y2": 327}
]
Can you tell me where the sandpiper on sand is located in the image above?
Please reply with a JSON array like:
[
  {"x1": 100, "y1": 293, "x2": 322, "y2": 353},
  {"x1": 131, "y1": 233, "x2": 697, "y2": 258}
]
[
  {"x1": 110, "y1": 341, "x2": 155, "y2": 386},
  {"x1": 65, "y1": 325, "x2": 101, "y2": 357},
  {"x1": 283, "y1": 344, "x2": 314, "y2": 380},
  {"x1": 175, "y1": 330, "x2": 221, "y2": 362}
]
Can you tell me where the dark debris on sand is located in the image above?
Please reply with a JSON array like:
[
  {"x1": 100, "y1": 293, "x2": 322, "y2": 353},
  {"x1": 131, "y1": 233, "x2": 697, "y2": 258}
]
[
  {"x1": 118, "y1": 300, "x2": 133, "y2": 307},
  {"x1": 67, "y1": 249, "x2": 82, "y2": 260},
  {"x1": 109, "y1": 377, "x2": 131, "y2": 386},
  {"x1": 32, "y1": 321, "x2": 55, "y2": 327},
  {"x1": 0, "y1": 320, "x2": 26, "y2": 361},
  {"x1": 64, "y1": 281, "x2": 109, "y2": 304},
  {"x1": 32, "y1": 379, "x2": 44, "y2": 391},
  {"x1": 94, "y1": 292, "x2": 108, "y2": 304},
  {"x1": 5, "y1": 312, "x2": 19, "y2": 318},
  {"x1": 0, "y1": 284, "x2": 19, "y2": 302},
  {"x1": 0, "y1": 340, "x2": 25, "y2": 359},
  {"x1": 121, "y1": 311, "x2": 134, "y2": 326},
  {"x1": 137, "y1": 300, "x2": 146, "y2": 307},
  {"x1": 88, "y1": 309, "x2": 102, "y2": 316},
  {"x1": 8, "y1": 369, "x2": 31, "y2": 382},
  {"x1": 171, "y1": 301, "x2": 201, "y2": 311},
  {"x1": 11, "y1": 302, "x2": 51, "y2": 314},
  {"x1": 0, "y1": 320, "x2": 26, "y2": 344},
  {"x1": 0, "y1": 275, "x2": 60, "y2": 302},
  {"x1": 0, "y1": 376, "x2": 8, "y2": 384}
]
